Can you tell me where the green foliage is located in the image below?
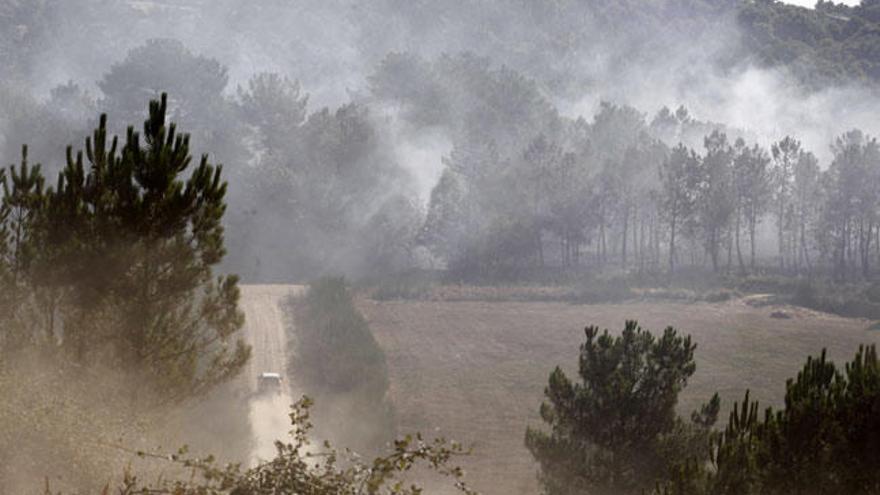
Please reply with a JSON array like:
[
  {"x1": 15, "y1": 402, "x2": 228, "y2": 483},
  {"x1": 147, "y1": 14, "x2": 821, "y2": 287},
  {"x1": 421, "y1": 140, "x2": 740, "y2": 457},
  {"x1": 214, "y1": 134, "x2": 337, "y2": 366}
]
[
  {"x1": 738, "y1": 0, "x2": 880, "y2": 87},
  {"x1": 525, "y1": 321, "x2": 719, "y2": 495},
  {"x1": 782, "y1": 280, "x2": 880, "y2": 320},
  {"x1": 294, "y1": 277, "x2": 387, "y2": 395},
  {"x1": 658, "y1": 345, "x2": 880, "y2": 495},
  {"x1": 290, "y1": 277, "x2": 394, "y2": 451},
  {"x1": 0, "y1": 94, "x2": 249, "y2": 399}
]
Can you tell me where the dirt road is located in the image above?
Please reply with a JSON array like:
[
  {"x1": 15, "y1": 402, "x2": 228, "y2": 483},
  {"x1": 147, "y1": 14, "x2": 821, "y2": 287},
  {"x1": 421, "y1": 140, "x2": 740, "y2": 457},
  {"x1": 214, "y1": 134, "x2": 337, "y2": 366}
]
[{"x1": 239, "y1": 284, "x2": 304, "y2": 464}]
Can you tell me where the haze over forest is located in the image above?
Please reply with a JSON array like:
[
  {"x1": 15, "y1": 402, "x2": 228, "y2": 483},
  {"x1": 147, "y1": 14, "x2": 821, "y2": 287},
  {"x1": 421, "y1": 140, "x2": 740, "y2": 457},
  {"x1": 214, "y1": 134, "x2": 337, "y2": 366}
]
[
  {"x1": 4, "y1": 1, "x2": 880, "y2": 494},
  {"x1": 2, "y1": 0, "x2": 880, "y2": 281}
]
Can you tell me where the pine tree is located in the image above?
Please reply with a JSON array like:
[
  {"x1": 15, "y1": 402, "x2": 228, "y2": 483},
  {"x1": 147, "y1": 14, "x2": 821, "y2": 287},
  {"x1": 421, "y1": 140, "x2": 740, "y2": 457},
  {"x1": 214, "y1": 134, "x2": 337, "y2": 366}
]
[
  {"x1": 0, "y1": 94, "x2": 250, "y2": 399},
  {"x1": 697, "y1": 131, "x2": 735, "y2": 273},
  {"x1": 660, "y1": 144, "x2": 699, "y2": 276},
  {"x1": 657, "y1": 345, "x2": 880, "y2": 495},
  {"x1": 525, "y1": 321, "x2": 718, "y2": 495},
  {"x1": 75, "y1": 94, "x2": 246, "y2": 396},
  {"x1": 771, "y1": 137, "x2": 799, "y2": 272}
]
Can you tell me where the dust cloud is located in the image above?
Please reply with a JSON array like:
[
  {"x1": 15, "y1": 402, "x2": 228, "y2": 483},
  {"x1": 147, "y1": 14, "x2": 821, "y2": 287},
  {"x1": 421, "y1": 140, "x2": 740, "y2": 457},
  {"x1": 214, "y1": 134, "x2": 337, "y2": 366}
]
[{"x1": 239, "y1": 284, "x2": 305, "y2": 464}]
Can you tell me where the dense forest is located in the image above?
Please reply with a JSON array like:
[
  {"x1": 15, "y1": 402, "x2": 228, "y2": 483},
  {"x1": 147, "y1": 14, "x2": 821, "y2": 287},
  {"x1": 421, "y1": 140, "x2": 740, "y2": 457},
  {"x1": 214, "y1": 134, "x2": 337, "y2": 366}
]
[{"x1": 2, "y1": 0, "x2": 880, "y2": 286}]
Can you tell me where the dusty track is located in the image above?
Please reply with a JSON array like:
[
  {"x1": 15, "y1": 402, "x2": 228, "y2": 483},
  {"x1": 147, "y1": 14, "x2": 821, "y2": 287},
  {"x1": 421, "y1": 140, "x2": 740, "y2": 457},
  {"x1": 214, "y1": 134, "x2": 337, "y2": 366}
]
[{"x1": 239, "y1": 284, "x2": 304, "y2": 463}]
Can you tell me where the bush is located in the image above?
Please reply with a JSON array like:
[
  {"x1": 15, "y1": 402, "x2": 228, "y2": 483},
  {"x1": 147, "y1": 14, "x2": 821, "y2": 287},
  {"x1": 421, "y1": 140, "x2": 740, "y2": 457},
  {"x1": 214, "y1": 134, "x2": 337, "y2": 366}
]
[
  {"x1": 789, "y1": 281, "x2": 880, "y2": 320},
  {"x1": 732, "y1": 274, "x2": 800, "y2": 295},
  {"x1": 289, "y1": 277, "x2": 394, "y2": 452},
  {"x1": 72, "y1": 398, "x2": 475, "y2": 495},
  {"x1": 791, "y1": 279, "x2": 818, "y2": 307}
]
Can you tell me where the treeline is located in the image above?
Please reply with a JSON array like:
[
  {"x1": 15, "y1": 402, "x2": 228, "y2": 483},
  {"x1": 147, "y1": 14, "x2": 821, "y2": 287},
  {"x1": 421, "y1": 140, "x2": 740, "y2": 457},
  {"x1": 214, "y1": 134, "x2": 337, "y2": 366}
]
[
  {"x1": 372, "y1": 49, "x2": 875, "y2": 284},
  {"x1": 2, "y1": 26, "x2": 880, "y2": 286},
  {"x1": 0, "y1": 38, "x2": 422, "y2": 282},
  {"x1": 415, "y1": 85, "x2": 880, "y2": 283},
  {"x1": 528, "y1": 321, "x2": 880, "y2": 495}
]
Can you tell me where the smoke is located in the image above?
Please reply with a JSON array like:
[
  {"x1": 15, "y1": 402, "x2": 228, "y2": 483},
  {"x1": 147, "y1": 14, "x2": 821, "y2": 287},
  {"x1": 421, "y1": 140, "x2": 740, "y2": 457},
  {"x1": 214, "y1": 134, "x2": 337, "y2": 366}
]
[
  {"x1": 3, "y1": 0, "x2": 879, "y2": 284},
  {"x1": 381, "y1": 105, "x2": 452, "y2": 200},
  {"x1": 11, "y1": 1, "x2": 879, "y2": 193},
  {"x1": 564, "y1": 62, "x2": 880, "y2": 166}
]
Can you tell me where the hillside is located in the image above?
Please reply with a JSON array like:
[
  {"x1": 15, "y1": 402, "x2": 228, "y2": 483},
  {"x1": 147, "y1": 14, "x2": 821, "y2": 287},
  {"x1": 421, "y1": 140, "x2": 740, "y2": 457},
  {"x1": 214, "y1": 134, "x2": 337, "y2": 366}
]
[{"x1": 739, "y1": 0, "x2": 880, "y2": 87}]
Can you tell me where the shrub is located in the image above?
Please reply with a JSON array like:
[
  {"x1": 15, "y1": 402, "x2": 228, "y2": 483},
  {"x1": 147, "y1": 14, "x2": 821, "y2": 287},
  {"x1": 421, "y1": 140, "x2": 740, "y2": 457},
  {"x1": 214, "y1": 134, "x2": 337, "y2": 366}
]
[
  {"x1": 732, "y1": 274, "x2": 800, "y2": 295},
  {"x1": 289, "y1": 277, "x2": 394, "y2": 452},
  {"x1": 789, "y1": 281, "x2": 880, "y2": 320},
  {"x1": 68, "y1": 398, "x2": 475, "y2": 495}
]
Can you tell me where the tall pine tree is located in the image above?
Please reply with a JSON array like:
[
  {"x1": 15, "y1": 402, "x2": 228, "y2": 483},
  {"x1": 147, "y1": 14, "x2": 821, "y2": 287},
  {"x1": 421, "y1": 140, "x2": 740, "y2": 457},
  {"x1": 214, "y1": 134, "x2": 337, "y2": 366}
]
[{"x1": 0, "y1": 94, "x2": 249, "y2": 399}]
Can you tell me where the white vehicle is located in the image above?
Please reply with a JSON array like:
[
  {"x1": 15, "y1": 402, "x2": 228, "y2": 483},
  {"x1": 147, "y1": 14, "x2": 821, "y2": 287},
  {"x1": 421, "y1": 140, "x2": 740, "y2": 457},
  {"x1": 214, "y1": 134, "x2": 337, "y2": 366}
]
[{"x1": 257, "y1": 372, "x2": 283, "y2": 395}]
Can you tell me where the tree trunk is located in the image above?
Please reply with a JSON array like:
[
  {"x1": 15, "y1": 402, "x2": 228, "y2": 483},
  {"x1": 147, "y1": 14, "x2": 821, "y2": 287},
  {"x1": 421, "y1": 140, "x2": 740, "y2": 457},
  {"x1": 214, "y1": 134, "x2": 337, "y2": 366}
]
[
  {"x1": 726, "y1": 227, "x2": 733, "y2": 275},
  {"x1": 537, "y1": 228, "x2": 544, "y2": 268},
  {"x1": 778, "y1": 205, "x2": 785, "y2": 272},
  {"x1": 710, "y1": 228, "x2": 720, "y2": 273},
  {"x1": 621, "y1": 205, "x2": 629, "y2": 270},
  {"x1": 862, "y1": 222, "x2": 873, "y2": 279},
  {"x1": 669, "y1": 214, "x2": 677, "y2": 276},
  {"x1": 800, "y1": 218, "x2": 811, "y2": 275},
  {"x1": 736, "y1": 213, "x2": 745, "y2": 275}
]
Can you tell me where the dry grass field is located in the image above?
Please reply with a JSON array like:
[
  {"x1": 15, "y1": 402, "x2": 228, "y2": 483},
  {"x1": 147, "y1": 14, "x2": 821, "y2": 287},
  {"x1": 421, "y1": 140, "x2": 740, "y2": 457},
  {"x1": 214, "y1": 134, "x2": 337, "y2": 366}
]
[{"x1": 358, "y1": 296, "x2": 880, "y2": 495}]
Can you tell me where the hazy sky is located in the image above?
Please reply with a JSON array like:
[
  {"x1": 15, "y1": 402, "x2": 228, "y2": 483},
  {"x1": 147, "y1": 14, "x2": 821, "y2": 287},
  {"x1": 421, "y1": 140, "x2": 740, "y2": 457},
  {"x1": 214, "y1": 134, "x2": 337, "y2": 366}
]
[{"x1": 782, "y1": 0, "x2": 860, "y2": 7}]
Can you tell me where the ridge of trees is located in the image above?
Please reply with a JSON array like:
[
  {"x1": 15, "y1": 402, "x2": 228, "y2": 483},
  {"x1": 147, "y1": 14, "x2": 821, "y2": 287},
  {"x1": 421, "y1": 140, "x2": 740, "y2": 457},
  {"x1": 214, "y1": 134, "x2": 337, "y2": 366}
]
[{"x1": 409, "y1": 79, "x2": 880, "y2": 283}]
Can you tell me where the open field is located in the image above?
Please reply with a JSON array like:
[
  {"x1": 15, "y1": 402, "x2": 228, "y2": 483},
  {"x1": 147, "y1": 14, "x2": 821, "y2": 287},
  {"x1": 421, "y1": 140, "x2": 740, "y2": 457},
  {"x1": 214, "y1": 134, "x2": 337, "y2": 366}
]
[{"x1": 358, "y1": 296, "x2": 880, "y2": 495}]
